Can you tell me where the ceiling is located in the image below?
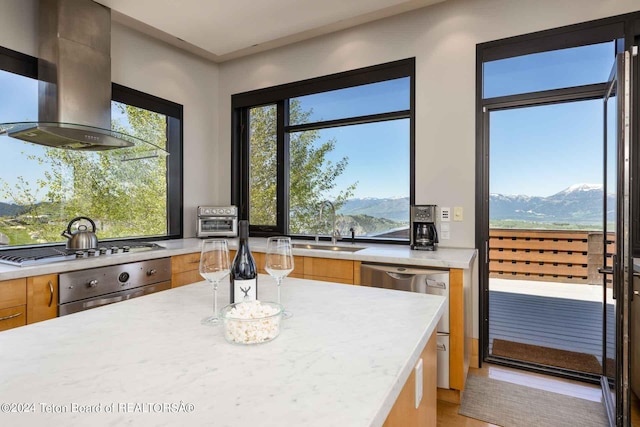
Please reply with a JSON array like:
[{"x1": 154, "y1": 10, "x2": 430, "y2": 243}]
[{"x1": 94, "y1": 0, "x2": 446, "y2": 62}]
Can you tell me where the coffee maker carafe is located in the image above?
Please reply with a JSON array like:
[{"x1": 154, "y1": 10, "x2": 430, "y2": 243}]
[{"x1": 411, "y1": 205, "x2": 438, "y2": 251}]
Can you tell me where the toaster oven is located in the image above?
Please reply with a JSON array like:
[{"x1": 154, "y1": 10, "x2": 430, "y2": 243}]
[{"x1": 196, "y1": 206, "x2": 238, "y2": 238}]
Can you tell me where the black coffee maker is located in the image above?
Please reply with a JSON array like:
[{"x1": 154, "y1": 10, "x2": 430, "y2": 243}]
[{"x1": 410, "y1": 205, "x2": 438, "y2": 251}]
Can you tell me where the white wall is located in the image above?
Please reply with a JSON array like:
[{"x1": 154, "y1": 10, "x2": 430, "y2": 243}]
[
  {"x1": 111, "y1": 23, "x2": 220, "y2": 238},
  {"x1": 0, "y1": 0, "x2": 37, "y2": 56},
  {"x1": 0, "y1": 1, "x2": 221, "y2": 238},
  {"x1": 217, "y1": 0, "x2": 639, "y2": 338}
]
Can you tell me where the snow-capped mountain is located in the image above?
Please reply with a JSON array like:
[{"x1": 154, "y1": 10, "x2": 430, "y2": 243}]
[{"x1": 490, "y1": 184, "x2": 613, "y2": 224}]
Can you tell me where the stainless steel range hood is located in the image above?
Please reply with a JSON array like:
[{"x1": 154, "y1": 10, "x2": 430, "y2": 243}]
[{"x1": 0, "y1": 0, "x2": 163, "y2": 152}]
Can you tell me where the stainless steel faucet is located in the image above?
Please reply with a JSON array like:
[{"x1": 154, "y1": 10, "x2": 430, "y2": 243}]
[{"x1": 316, "y1": 200, "x2": 341, "y2": 245}]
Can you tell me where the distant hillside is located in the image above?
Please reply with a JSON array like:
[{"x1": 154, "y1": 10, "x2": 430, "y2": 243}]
[
  {"x1": 338, "y1": 197, "x2": 409, "y2": 223},
  {"x1": 0, "y1": 202, "x2": 26, "y2": 217},
  {"x1": 490, "y1": 183, "x2": 613, "y2": 225}
]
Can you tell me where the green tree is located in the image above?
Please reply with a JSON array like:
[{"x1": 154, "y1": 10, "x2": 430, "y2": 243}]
[
  {"x1": 249, "y1": 101, "x2": 357, "y2": 234},
  {"x1": 0, "y1": 103, "x2": 168, "y2": 245}
]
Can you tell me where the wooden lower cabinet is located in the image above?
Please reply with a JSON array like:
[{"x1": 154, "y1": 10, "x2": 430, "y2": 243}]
[
  {"x1": 26, "y1": 274, "x2": 58, "y2": 324},
  {"x1": 436, "y1": 268, "x2": 469, "y2": 404},
  {"x1": 171, "y1": 252, "x2": 202, "y2": 288},
  {"x1": 383, "y1": 330, "x2": 437, "y2": 427},
  {"x1": 303, "y1": 257, "x2": 354, "y2": 283},
  {"x1": 0, "y1": 278, "x2": 27, "y2": 332}
]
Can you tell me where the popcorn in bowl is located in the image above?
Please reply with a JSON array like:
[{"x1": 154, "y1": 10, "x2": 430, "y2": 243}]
[{"x1": 220, "y1": 300, "x2": 283, "y2": 345}]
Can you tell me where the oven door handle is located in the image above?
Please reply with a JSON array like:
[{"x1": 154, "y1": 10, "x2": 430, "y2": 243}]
[{"x1": 82, "y1": 289, "x2": 146, "y2": 310}]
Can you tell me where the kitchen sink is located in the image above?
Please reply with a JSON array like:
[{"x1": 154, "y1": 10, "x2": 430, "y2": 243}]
[{"x1": 292, "y1": 243, "x2": 366, "y2": 252}]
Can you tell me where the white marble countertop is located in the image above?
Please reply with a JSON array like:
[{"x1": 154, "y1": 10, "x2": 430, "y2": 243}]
[
  {"x1": 0, "y1": 238, "x2": 477, "y2": 281},
  {"x1": 0, "y1": 275, "x2": 445, "y2": 427}
]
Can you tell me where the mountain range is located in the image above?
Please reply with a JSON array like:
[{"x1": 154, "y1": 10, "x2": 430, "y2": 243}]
[
  {"x1": 337, "y1": 184, "x2": 612, "y2": 226},
  {"x1": 338, "y1": 196, "x2": 410, "y2": 223},
  {"x1": 1, "y1": 184, "x2": 613, "y2": 226},
  {"x1": 490, "y1": 183, "x2": 613, "y2": 224}
]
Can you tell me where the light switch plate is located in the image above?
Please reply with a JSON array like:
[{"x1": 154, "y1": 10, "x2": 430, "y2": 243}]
[
  {"x1": 440, "y1": 207, "x2": 450, "y2": 222},
  {"x1": 453, "y1": 207, "x2": 463, "y2": 221},
  {"x1": 415, "y1": 358, "x2": 423, "y2": 409}
]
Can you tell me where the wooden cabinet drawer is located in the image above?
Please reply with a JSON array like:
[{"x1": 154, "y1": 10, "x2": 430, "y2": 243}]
[
  {"x1": 303, "y1": 257, "x2": 354, "y2": 281},
  {"x1": 0, "y1": 278, "x2": 26, "y2": 309},
  {"x1": 172, "y1": 270, "x2": 203, "y2": 288},
  {"x1": 172, "y1": 253, "x2": 201, "y2": 273},
  {"x1": 27, "y1": 275, "x2": 58, "y2": 324},
  {"x1": 0, "y1": 305, "x2": 26, "y2": 332}
]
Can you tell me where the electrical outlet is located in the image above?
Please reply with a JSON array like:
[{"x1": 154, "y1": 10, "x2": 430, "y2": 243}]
[
  {"x1": 440, "y1": 207, "x2": 450, "y2": 222},
  {"x1": 453, "y1": 207, "x2": 463, "y2": 222}
]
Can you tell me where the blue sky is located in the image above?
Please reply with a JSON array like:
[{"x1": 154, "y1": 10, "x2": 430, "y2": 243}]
[
  {"x1": 486, "y1": 41, "x2": 615, "y2": 197},
  {"x1": 292, "y1": 78, "x2": 410, "y2": 199}
]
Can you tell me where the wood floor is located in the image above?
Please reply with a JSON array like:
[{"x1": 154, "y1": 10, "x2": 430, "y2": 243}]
[{"x1": 437, "y1": 363, "x2": 604, "y2": 426}]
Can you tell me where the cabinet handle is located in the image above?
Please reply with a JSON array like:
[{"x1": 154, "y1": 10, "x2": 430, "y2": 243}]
[
  {"x1": 0, "y1": 312, "x2": 22, "y2": 322},
  {"x1": 48, "y1": 280, "x2": 54, "y2": 307}
]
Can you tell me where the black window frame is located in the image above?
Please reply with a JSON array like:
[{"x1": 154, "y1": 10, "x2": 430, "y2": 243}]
[
  {"x1": 231, "y1": 58, "x2": 415, "y2": 242},
  {"x1": 476, "y1": 11, "x2": 640, "y2": 377},
  {"x1": 0, "y1": 45, "x2": 184, "y2": 243}
]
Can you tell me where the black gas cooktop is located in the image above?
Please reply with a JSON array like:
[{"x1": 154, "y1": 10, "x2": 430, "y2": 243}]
[{"x1": 0, "y1": 240, "x2": 164, "y2": 267}]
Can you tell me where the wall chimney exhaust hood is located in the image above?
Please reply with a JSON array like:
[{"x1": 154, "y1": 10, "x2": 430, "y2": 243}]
[{"x1": 0, "y1": 0, "x2": 166, "y2": 153}]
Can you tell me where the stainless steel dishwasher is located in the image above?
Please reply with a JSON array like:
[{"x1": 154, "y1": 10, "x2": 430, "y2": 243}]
[{"x1": 360, "y1": 263, "x2": 450, "y2": 388}]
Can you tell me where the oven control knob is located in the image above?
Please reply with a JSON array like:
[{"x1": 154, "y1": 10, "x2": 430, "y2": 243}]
[
  {"x1": 118, "y1": 272, "x2": 130, "y2": 283},
  {"x1": 88, "y1": 279, "x2": 98, "y2": 288},
  {"x1": 147, "y1": 268, "x2": 157, "y2": 276}
]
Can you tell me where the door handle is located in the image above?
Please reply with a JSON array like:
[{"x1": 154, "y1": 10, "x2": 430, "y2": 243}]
[{"x1": 48, "y1": 280, "x2": 54, "y2": 307}]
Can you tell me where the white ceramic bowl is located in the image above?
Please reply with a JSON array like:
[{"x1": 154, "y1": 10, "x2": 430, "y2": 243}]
[{"x1": 220, "y1": 300, "x2": 283, "y2": 345}]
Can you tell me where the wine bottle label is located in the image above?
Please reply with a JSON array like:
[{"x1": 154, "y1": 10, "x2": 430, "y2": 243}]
[{"x1": 233, "y1": 279, "x2": 257, "y2": 303}]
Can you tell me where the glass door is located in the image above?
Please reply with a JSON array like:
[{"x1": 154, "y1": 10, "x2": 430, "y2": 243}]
[{"x1": 601, "y1": 50, "x2": 632, "y2": 427}]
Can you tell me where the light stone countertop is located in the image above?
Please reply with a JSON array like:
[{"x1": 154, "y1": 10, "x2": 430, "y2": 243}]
[
  {"x1": 0, "y1": 238, "x2": 477, "y2": 281},
  {"x1": 0, "y1": 274, "x2": 445, "y2": 427}
]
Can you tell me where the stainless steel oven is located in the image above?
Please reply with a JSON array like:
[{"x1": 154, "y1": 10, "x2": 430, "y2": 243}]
[
  {"x1": 58, "y1": 258, "x2": 171, "y2": 316},
  {"x1": 196, "y1": 206, "x2": 238, "y2": 238}
]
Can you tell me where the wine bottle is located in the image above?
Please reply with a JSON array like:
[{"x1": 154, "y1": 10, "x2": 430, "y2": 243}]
[{"x1": 230, "y1": 220, "x2": 258, "y2": 303}]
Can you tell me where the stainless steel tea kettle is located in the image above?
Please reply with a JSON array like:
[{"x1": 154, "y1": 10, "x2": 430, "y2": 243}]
[{"x1": 61, "y1": 216, "x2": 98, "y2": 250}]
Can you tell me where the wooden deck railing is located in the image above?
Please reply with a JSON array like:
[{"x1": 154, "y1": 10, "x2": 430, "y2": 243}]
[{"x1": 489, "y1": 229, "x2": 615, "y2": 285}]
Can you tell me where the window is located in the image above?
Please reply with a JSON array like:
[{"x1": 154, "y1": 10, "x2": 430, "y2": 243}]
[
  {"x1": 233, "y1": 58, "x2": 414, "y2": 242},
  {"x1": 483, "y1": 41, "x2": 615, "y2": 98},
  {"x1": 0, "y1": 47, "x2": 183, "y2": 248}
]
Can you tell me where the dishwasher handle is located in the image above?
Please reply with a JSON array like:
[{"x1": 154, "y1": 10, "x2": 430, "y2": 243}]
[
  {"x1": 426, "y1": 279, "x2": 446, "y2": 289},
  {"x1": 385, "y1": 271, "x2": 415, "y2": 280}
]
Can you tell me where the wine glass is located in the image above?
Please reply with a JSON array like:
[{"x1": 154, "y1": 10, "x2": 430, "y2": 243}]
[
  {"x1": 199, "y1": 239, "x2": 230, "y2": 326},
  {"x1": 265, "y1": 237, "x2": 294, "y2": 319}
]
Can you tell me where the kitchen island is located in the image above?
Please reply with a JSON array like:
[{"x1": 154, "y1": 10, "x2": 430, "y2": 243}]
[{"x1": 0, "y1": 274, "x2": 444, "y2": 427}]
